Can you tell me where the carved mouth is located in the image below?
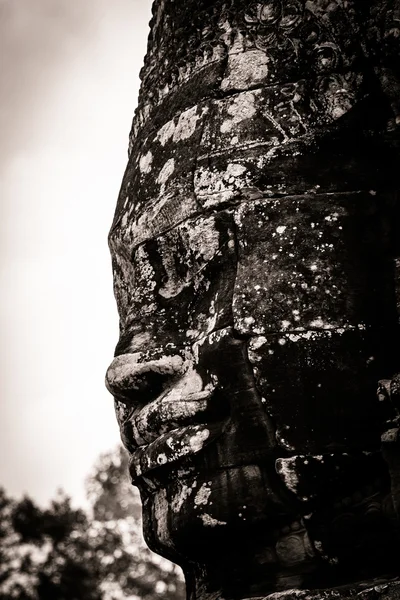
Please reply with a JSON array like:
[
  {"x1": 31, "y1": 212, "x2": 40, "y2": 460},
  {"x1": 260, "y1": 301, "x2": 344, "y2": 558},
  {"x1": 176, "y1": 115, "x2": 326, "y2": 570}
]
[
  {"x1": 130, "y1": 386, "x2": 227, "y2": 443},
  {"x1": 129, "y1": 421, "x2": 225, "y2": 481},
  {"x1": 128, "y1": 386, "x2": 229, "y2": 480},
  {"x1": 107, "y1": 350, "x2": 274, "y2": 484}
]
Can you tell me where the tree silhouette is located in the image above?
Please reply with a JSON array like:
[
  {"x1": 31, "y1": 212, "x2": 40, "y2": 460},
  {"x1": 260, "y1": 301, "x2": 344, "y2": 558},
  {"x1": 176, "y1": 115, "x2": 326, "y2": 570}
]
[{"x1": 0, "y1": 447, "x2": 185, "y2": 600}]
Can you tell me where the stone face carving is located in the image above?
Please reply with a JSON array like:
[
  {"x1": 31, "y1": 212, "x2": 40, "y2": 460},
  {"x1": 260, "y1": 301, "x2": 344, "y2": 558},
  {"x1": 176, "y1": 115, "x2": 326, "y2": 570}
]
[{"x1": 106, "y1": 1, "x2": 400, "y2": 598}]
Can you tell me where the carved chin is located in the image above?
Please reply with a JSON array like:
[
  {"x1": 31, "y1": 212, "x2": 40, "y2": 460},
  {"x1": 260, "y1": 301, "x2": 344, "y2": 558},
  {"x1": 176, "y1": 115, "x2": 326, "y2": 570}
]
[{"x1": 138, "y1": 460, "x2": 294, "y2": 564}]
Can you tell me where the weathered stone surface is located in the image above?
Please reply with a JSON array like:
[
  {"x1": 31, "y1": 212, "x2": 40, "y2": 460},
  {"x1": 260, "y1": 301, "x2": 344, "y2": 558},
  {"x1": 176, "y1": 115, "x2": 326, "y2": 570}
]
[
  {"x1": 106, "y1": 1, "x2": 400, "y2": 599},
  {"x1": 233, "y1": 192, "x2": 398, "y2": 335},
  {"x1": 251, "y1": 581, "x2": 400, "y2": 600},
  {"x1": 248, "y1": 329, "x2": 400, "y2": 453}
]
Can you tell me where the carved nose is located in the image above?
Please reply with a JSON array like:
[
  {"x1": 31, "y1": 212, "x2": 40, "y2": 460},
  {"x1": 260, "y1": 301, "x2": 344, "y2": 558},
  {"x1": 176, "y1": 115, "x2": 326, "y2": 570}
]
[{"x1": 105, "y1": 353, "x2": 185, "y2": 406}]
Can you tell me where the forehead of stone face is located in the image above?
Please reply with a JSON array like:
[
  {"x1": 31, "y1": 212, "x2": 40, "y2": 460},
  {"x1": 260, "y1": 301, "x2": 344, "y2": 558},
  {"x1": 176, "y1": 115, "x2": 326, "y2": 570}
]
[
  {"x1": 111, "y1": 78, "x2": 376, "y2": 252},
  {"x1": 110, "y1": 0, "x2": 382, "y2": 248}
]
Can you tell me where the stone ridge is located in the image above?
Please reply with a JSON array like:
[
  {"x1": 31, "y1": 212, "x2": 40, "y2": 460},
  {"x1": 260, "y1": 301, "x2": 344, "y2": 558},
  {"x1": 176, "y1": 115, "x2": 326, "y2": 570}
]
[{"x1": 249, "y1": 579, "x2": 400, "y2": 600}]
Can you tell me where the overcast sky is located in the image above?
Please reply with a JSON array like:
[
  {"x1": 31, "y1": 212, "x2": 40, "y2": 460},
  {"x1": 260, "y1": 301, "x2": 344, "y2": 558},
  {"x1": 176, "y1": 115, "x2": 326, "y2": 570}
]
[{"x1": 0, "y1": 0, "x2": 152, "y2": 507}]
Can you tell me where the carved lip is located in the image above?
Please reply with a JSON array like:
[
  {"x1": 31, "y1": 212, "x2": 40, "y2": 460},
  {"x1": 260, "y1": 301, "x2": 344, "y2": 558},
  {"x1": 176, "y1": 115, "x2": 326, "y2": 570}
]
[
  {"x1": 128, "y1": 386, "x2": 229, "y2": 481},
  {"x1": 129, "y1": 421, "x2": 224, "y2": 481},
  {"x1": 130, "y1": 387, "x2": 221, "y2": 445}
]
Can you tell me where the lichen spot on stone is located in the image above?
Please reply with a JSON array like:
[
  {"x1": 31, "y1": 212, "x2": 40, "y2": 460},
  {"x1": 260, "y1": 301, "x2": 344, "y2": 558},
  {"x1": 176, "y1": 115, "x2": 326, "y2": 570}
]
[
  {"x1": 275, "y1": 457, "x2": 300, "y2": 494},
  {"x1": 220, "y1": 92, "x2": 257, "y2": 133},
  {"x1": 194, "y1": 483, "x2": 212, "y2": 506},
  {"x1": 226, "y1": 162, "x2": 247, "y2": 177},
  {"x1": 249, "y1": 336, "x2": 268, "y2": 351},
  {"x1": 139, "y1": 151, "x2": 153, "y2": 174},
  {"x1": 157, "y1": 158, "x2": 175, "y2": 186},
  {"x1": 244, "y1": 316, "x2": 255, "y2": 326},
  {"x1": 200, "y1": 514, "x2": 227, "y2": 527},
  {"x1": 189, "y1": 428, "x2": 210, "y2": 452},
  {"x1": 187, "y1": 219, "x2": 221, "y2": 263},
  {"x1": 309, "y1": 317, "x2": 335, "y2": 329},
  {"x1": 173, "y1": 105, "x2": 202, "y2": 143},
  {"x1": 171, "y1": 482, "x2": 196, "y2": 513},
  {"x1": 221, "y1": 50, "x2": 269, "y2": 92},
  {"x1": 157, "y1": 119, "x2": 176, "y2": 146}
]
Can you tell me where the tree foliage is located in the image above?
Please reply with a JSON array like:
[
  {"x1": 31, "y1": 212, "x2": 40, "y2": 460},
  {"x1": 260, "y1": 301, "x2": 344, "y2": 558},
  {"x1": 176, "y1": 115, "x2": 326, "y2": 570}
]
[{"x1": 0, "y1": 447, "x2": 185, "y2": 600}]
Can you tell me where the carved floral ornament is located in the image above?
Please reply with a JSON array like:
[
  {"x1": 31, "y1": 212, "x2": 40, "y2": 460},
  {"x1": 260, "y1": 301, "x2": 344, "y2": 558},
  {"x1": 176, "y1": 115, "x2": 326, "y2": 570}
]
[
  {"x1": 243, "y1": 0, "x2": 304, "y2": 29},
  {"x1": 241, "y1": 0, "x2": 342, "y2": 70},
  {"x1": 134, "y1": 0, "x2": 348, "y2": 132}
]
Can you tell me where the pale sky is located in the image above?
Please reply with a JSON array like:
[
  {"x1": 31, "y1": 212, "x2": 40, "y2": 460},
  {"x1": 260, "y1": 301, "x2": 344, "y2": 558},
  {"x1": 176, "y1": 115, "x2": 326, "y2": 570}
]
[{"x1": 0, "y1": 0, "x2": 152, "y2": 507}]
